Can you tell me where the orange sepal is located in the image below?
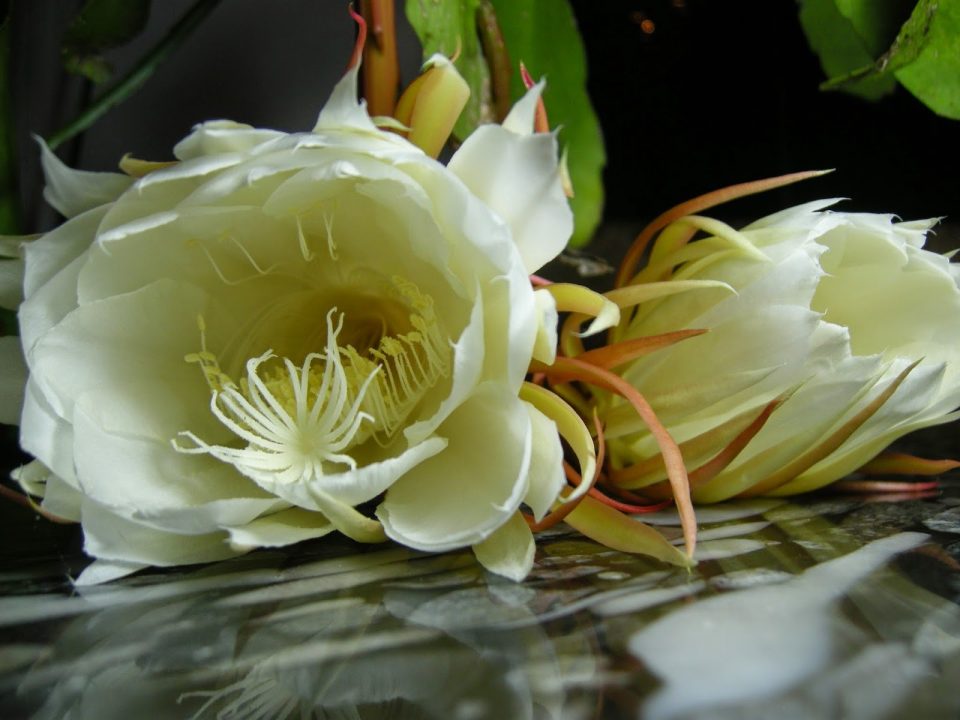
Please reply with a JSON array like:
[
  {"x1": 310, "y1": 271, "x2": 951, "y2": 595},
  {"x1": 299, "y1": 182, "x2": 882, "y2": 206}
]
[
  {"x1": 574, "y1": 329, "x2": 706, "y2": 370},
  {"x1": 533, "y1": 356, "x2": 697, "y2": 559},
  {"x1": 615, "y1": 170, "x2": 831, "y2": 288}
]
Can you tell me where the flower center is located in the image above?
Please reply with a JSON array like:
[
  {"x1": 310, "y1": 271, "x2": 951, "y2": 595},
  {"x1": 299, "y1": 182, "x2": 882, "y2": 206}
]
[{"x1": 174, "y1": 279, "x2": 451, "y2": 484}]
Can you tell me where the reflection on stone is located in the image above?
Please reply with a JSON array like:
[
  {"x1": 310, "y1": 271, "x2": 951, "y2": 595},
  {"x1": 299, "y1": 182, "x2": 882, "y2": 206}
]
[
  {"x1": 628, "y1": 533, "x2": 929, "y2": 719},
  {"x1": 923, "y1": 507, "x2": 960, "y2": 534},
  {"x1": 1, "y1": 481, "x2": 959, "y2": 719}
]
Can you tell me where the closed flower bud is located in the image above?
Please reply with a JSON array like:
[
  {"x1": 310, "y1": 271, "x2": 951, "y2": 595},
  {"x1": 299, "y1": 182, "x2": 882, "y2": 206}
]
[{"x1": 602, "y1": 200, "x2": 960, "y2": 501}]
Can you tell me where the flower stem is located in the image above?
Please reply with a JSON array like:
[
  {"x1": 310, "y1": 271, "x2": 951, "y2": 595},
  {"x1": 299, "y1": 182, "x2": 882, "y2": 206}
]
[
  {"x1": 361, "y1": 0, "x2": 399, "y2": 117},
  {"x1": 45, "y1": 0, "x2": 223, "y2": 152}
]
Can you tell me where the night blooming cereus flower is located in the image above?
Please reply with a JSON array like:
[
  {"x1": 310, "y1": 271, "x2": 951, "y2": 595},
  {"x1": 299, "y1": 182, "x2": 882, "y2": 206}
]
[
  {"x1": 592, "y1": 176, "x2": 960, "y2": 502},
  {"x1": 0, "y1": 60, "x2": 579, "y2": 584}
]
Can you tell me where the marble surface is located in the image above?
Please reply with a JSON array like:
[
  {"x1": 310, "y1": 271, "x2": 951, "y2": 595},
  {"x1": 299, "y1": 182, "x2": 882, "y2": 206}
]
[{"x1": 1, "y1": 467, "x2": 959, "y2": 719}]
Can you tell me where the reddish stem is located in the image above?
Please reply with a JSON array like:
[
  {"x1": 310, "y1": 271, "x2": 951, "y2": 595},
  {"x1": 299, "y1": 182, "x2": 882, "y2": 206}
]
[{"x1": 347, "y1": 5, "x2": 367, "y2": 71}]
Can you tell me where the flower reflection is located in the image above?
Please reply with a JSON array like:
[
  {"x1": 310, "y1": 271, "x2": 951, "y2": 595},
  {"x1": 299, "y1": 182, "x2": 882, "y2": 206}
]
[
  {"x1": 13, "y1": 553, "x2": 599, "y2": 720},
  {"x1": 6, "y1": 493, "x2": 960, "y2": 720}
]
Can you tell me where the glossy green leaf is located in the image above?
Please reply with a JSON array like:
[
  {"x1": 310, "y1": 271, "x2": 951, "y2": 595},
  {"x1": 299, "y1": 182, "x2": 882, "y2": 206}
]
[
  {"x1": 404, "y1": 0, "x2": 494, "y2": 142},
  {"x1": 798, "y1": 0, "x2": 898, "y2": 100},
  {"x1": 834, "y1": 0, "x2": 914, "y2": 55},
  {"x1": 800, "y1": 0, "x2": 960, "y2": 119},
  {"x1": 895, "y1": 0, "x2": 960, "y2": 118},
  {"x1": 488, "y1": 0, "x2": 604, "y2": 246}
]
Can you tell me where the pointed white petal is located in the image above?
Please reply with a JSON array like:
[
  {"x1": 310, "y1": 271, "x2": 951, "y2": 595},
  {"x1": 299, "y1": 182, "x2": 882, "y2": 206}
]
[
  {"x1": 38, "y1": 137, "x2": 133, "y2": 218},
  {"x1": 502, "y1": 80, "x2": 545, "y2": 136},
  {"x1": 313, "y1": 66, "x2": 379, "y2": 133},
  {"x1": 472, "y1": 511, "x2": 536, "y2": 581},
  {"x1": 448, "y1": 125, "x2": 572, "y2": 273}
]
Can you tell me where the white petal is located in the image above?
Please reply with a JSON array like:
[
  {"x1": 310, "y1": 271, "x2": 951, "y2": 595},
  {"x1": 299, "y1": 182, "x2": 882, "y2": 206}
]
[
  {"x1": 502, "y1": 80, "x2": 545, "y2": 136},
  {"x1": 252, "y1": 436, "x2": 448, "y2": 509},
  {"x1": 10, "y1": 460, "x2": 82, "y2": 521},
  {"x1": 133, "y1": 496, "x2": 285, "y2": 535},
  {"x1": 448, "y1": 125, "x2": 572, "y2": 274},
  {"x1": 71, "y1": 388, "x2": 270, "y2": 526},
  {"x1": 38, "y1": 137, "x2": 133, "y2": 217},
  {"x1": 531, "y1": 288, "x2": 558, "y2": 365},
  {"x1": 21, "y1": 204, "x2": 105, "y2": 300},
  {"x1": 497, "y1": 266, "x2": 540, "y2": 389},
  {"x1": 75, "y1": 559, "x2": 148, "y2": 586},
  {"x1": 313, "y1": 66, "x2": 380, "y2": 134},
  {"x1": 472, "y1": 511, "x2": 535, "y2": 581},
  {"x1": 173, "y1": 120, "x2": 285, "y2": 160},
  {"x1": 40, "y1": 473, "x2": 83, "y2": 521},
  {"x1": 10, "y1": 458, "x2": 49, "y2": 496},
  {"x1": 403, "y1": 288, "x2": 485, "y2": 444},
  {"x1": 225, "y1": 507, "x2": 334, "y2": 550},
  {"x1": 0, "y1": 336, "x2": 26, "y2": 425},
  {"x1": 522, "y1": 403, "x2": 565, "y2": 521},
  {"x1": 19, "y1": 252, "x2": 85, "y2": 357},
  {"x1": 19, "y1": 377, "x2": 77, "y2": 485},
  {"x1": 378, "y1": 382, "x2": 533, "y2": 552},
  {"x1": 79, "y1": 497, "x2": 238, "y2": 569}
]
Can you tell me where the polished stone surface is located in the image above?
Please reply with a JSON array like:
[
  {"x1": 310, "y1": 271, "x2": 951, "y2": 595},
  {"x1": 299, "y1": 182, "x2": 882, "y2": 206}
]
[{"x1": 1, "y1": 467, "x2": 958, "y2": 719}]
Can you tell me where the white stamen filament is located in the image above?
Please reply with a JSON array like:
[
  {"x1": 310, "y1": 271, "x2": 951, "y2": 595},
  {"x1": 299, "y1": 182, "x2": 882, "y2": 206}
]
[
  {"x1": 176, "y1": 310, "x2": 378, "y2": 483},
  {"x1": 176, "y1": 278, "x2": 452, "y2": 481}
]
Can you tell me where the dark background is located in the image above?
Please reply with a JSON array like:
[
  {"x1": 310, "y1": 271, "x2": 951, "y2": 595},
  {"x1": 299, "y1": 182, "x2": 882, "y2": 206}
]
[
  {"x1": 9, "y1": 0, "x2": 959, "y2": 234},
  {"x1": 571, "y1": 0, "x2": 958, "y2": 223}
]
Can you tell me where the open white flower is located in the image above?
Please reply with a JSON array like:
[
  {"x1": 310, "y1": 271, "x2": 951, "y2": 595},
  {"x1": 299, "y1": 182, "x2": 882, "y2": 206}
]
[
  {"x1": 603, "y1": 200, "x2": 960, "y2": 500},
  {"x1": 1, "y1": 66, "x2": 573, "y2": 583}
]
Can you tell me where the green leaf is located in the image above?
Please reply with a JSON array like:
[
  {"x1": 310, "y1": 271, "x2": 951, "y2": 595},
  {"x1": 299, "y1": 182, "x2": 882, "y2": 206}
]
[
  {"x1": 488, "y1": 0, "x2": 605, "y2": 247},
  {"x1": 404, "y1": 0, "x2": 494, "y2": 141},
  {"x1": 800, "y1": 0, "x2": 960, "y2": 119},
  {"x1": 895, "y1": 0, "x2": 960, "y2": 118},
  {"x1": 798, "y1": 0, "x2": 899, "y2": 100},
  {"x1": 62, "y1": 0, "x2": 151, "y2": 83},
  {"x1": 834, "y1": 0, "x2": 915, "y2": 55}
]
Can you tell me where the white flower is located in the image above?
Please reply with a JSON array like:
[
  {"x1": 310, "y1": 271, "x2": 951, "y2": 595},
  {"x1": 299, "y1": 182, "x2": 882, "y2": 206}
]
[
  {"x1": 2, "y1": 67, "x2": 573, "y2": 583},
  {"x1": 603, "y1": 200, "x2": 960, "y2": 500}
]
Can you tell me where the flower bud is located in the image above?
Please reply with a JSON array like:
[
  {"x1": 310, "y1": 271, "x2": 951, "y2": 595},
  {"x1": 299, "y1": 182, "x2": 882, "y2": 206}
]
[
  {"x1": 601, "y1": 201, "x2": 960, "y2": 501},
  {"x1": 394, "y1": 54, "x2": 470, "y2": 158}
]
